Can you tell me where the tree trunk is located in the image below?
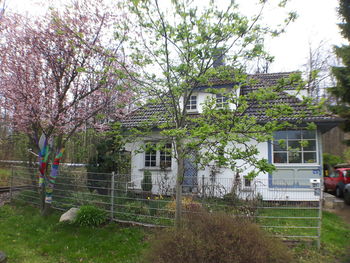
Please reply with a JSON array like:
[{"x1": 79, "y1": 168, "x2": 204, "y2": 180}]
[
  {"x1": 175, "y1": 143, "x2": 184, "y2": 228},
  {"x1": 40, "y1": 184, "x2": 46, "y2": 215}
]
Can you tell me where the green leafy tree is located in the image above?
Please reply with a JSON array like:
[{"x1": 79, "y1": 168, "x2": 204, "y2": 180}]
[
  {"x1": 330, "y1": 0, "x2": 350, "y2": 139},
  {"x1": 86, "y1": 123, "x2": 131, "y2": 194},
  {"x1": 118, "y1": 0, "x2": 316, "y2": 226}
]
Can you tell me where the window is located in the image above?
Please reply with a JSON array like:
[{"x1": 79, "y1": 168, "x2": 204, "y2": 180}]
[
  {"x1": 273, "y1": 130, "x2": 317, "y2": 164},
  {"x1": 244, "y1": 177, "x2": 251, "y2": 187},
  {"x1": 186, "y1": 95, "x2": 197, "y2": 110},
  {"x1": 342, "y1": 170, "x2": 350, "y2": 178},
  {"x1": 160, "y1": 143, "x2": 172, "y2": 168},
  {"x1": 144, "y1": 143, "x2": 172, "y2": 168},
  {"x1": 216, "y1": 94, "x2": 228, "y2": 108},
  {"x1": 145, "y1": 144, "x2": 157, "y2": 167}
]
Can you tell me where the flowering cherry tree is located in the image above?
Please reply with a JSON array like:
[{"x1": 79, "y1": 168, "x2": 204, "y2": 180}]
[{"x1": 0, "y1": 0, "x2": 133, "y2": 210}]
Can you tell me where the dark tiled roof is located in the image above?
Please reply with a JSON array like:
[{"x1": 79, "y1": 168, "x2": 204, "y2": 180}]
[
  {"x1": 121, "y1": 103, "x2": 172, "y2": 128},
  {"x1": 121, "y1": 72, "x2": 342, "y2": 128},
  {"x1": 197, "y1": 71, "x2": 297, "y2": 88}
]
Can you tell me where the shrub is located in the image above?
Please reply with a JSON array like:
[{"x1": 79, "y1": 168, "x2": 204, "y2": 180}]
[
  {"x1": 143, "y1": 211, "x2": 293, "y2": 263},
  {"x1": 323, "y1": 153, "x2": 344, "y2": 167},
  {"x1": 141, "y1": 171, "x2": 152, "y2": 192},
  {"x1": 166, "y1": 196, "x2": 201, "y2": 212},
  {"x1": 74, "y1": 205, "x2": 108, "y2": 227}
]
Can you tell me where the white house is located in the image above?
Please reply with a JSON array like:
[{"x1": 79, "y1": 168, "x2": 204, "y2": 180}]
[{"x1": 121, "y1": 72, "x2": 342, "y2": 201}]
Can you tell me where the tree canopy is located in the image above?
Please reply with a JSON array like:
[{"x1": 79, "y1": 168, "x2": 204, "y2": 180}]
[
  {"x1": 117, "y1": 0, "x2": 317, "y2": 225},
  {"x1": 330, "y1": 0, "x2": 350, "y2": 138},
  {"x1": 0, "y1": 0, "x2": 132, "y2": 149}
]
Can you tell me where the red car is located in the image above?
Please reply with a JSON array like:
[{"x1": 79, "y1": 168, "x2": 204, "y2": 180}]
[{"x1": 324, "y1": 166, "x2": 350, "y2": 197}]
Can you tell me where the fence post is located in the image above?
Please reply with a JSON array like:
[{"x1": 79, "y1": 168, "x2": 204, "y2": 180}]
[
  {"x1": 9, "y1": 165, "x2": 14, "y2": 202},
  {"x1": 202, "y1": 175, "x2": 205, "y2": 199},
  {"x1": 110, "y1": 172, "x2": 115, "y2": 220},
  {"x1": 317, "y1": 184, "x2": 322, "y2": 250}
]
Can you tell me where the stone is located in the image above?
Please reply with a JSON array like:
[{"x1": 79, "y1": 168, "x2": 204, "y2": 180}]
[
  {"x1": 0, "y1": 251, "x2": 7, "y2": 263},
  {"x1": 59, "y1": 207, "x2": 79, "y2": 223}
]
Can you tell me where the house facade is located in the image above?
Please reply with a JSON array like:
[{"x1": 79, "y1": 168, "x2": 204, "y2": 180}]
[{"x1": 121, "y1": 72, "x2": 342, "y2": 201}]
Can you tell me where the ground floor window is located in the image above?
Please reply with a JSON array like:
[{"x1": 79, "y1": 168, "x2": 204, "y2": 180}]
[
  {"x1": 273, "y1": 130, "x2": 317, "y2": 164},
  {"x1": 144, "y1": 142, "x2": 172, "y2": 169}
]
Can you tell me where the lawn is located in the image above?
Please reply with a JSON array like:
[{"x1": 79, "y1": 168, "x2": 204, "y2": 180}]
[
  {"x1": 0, "y1": 167, "x2": 11, "y2": 186},
  {"x1": 0, "y1": 202, "x2": 350, "y2": 263},
  {"x1": 0, "y1": 203, "x2": 148, "y2": 263},
  {"x1": 294, "y1": 210, "x2": 350, "y2": 263}
]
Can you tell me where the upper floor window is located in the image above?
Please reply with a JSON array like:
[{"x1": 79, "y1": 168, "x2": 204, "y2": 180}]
[
  {"x1": 216, "y1": 94, "x2": 228, "y2": 108},
  {"x1": 273, "y1": 130, "x2": 317, "y2": 164},
  {"x1": 144, "y1": 142, "x2": 172, "y2": 168},
  {"x1": 186, "y1": 95, "x2": 197, "y2": 110}
]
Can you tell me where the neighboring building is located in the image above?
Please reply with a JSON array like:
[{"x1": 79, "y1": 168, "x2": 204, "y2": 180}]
[
  {"x1": 121, "y1": 72, "x2": 342, "y2": 201},
  {"x1": 322, "y1": 126, "x2": 350, "y2": 157}
]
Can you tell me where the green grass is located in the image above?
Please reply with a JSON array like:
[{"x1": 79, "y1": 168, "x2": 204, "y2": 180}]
[
  {"x1": 0, "y1": 167, "x2": 11, "y2": 186},
  {"x1": 293, "y1": 210, "x2": 350, "y2": 263},
  {"x1": 0, "y1": 203, "x2": 147, "y2": 263},
  {"x1": 1, "y1": 201, "x2": 350, "y2": 263},
  {"x1": 257, "y1": 207, "x2": 320, "y2": 237}
]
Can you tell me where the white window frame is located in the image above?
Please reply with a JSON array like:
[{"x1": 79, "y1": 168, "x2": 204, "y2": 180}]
[
  {"x1": 272, "y1": 130, "x2": 318, "y2": 165},
  {"x1": 216, "y1": 93, "x2": 228, "y2": 109},
  {"x1": 144, "y1": 143, "x2": 157, "y2": 167},
  {"x1": 186, "y1": 95, "x2": 197, "y2": 111},
  {"x1": 144, "y1": 143, "x2": 172, "y2": 169}
]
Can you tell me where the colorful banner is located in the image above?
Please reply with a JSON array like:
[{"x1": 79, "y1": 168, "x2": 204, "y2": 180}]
[
  {"x1": 45, "y1": 148, "x2": 65, "y2": 204},
  {"x1": 38, "y1": 135, "x2": 51, "y2": 187}
]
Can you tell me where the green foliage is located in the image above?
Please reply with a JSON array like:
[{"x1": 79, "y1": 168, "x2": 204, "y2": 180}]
[
  {"x1": 143, "y1": 211, "x2": 294, "y2": 263},
  {"x1": 323, "y1": 153, "x2": 344, "y2": 167},
  {"x1": 0, "y1": 132, "x2": 35, "y2": 164},
  {"x1": 343, "y1": 148, "x2": 350, "y2": 162},
  {"x1": 75, "y1": 205, "x2": 108, "y2": 227},
  {"x1": 121, "y1": 0, "x2": 309, "y2": 180},
  {"x1": 86, "y1": 123, "x2": 129, "y2": 174},
  {"x1": 329, "y1": 0, "x2": 350, "y2": 136},
  {"x1": 1, "y1": 203, "x2": 350, "y2": 262},
  {"x1": 86, "y1": 123, "x2": 131, "y2": 194},
  {"x1": 141, "y1": 170, "x2": 152, "y2": 192},
  {"x1": 0, "y1": 168, "x2": 11, "y2": 186}
]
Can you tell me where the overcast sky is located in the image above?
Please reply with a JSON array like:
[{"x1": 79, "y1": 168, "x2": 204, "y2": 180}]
[{"x1": 5, "y1": 0, "x2": 345, "y2": 73}]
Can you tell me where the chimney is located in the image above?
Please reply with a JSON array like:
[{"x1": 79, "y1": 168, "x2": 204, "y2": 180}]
[{"x1": 213, "y1": 48, "x2": 225, "y2": 68}]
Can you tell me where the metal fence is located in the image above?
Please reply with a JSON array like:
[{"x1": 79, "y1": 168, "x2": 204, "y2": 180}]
[{"x1": 6, "y1": 166, "x2": 322, "y2": 248}]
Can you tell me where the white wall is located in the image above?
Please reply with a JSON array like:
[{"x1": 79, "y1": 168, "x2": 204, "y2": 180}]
[
  {"x1": 125, "y1": 131, "x2": 322, "y2": 202},
  {"x1": 125, "y1": 138, "x2": 178, "y2": 195},
  {"x1": 179, "y1": 87, "x2": 240, "y2": 114}
]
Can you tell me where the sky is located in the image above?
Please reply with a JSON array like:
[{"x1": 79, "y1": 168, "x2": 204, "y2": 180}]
[{"x1": 5, "y1": 0, "x2": 346, "y2": 73}]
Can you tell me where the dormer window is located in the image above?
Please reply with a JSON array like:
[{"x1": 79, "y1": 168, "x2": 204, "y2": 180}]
[
  {"x1": 216, "y1": 94, "x2": 228, "y2": 108},
  {"x1": 186, "y1": 95, "x2": 197, "y2": 110}
]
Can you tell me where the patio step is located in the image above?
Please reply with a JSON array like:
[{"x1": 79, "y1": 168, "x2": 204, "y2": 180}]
[{"x1": 323, "y1": 192, "x2": 345, "y2": 209}]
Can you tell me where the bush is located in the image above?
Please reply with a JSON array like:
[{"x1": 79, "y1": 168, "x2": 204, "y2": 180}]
[
  {"x1": 143, "y1": 211, "x2": 293, "y2": 263},
  {"x1": 141, "y1": 171, "x2": 152, "y2": 192},
  {"x1": 74, "y1": 205, "x2": 108, "y2": 227},
  {"x1": 323, "y1": 153, "x2": 344, "y2": 167}
]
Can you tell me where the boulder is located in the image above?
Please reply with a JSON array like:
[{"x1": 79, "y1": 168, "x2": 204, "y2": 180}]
[
  {"x1": 0, "y1": 251, "x2": 7, "y2": 263},
  {"x1": 59, "y1": 207, "x2": 79, "y2": 223}
]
